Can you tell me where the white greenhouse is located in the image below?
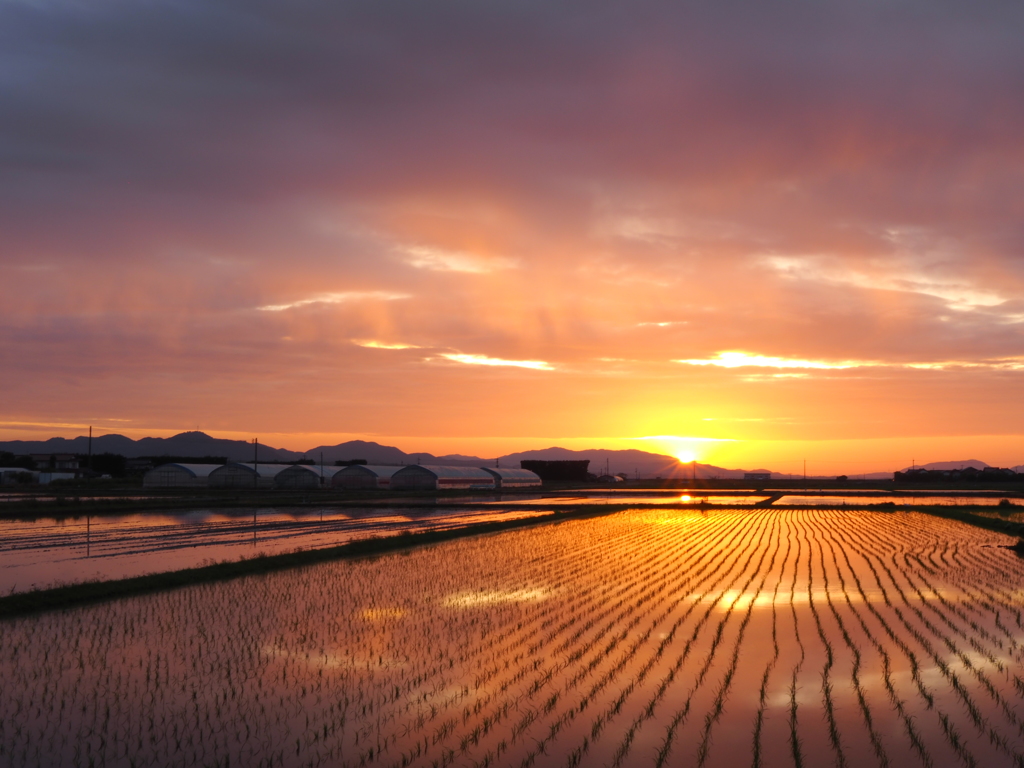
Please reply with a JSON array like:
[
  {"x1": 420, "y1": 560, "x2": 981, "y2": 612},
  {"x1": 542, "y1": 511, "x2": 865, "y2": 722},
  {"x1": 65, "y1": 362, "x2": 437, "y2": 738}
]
[
  {"x1": 481, "y1": 467, "x2": 542, "y2": 488},
  {"x1": 142, "y1": 463, "x2": 223, "y2": 488},
  {"x1": 207, "y1": 463, "x2": 293, "y2": 489},
  {"x1": 274, "y1": 464, "x2": 333, "y2": 489},
  {"x1": 389, "y1": 465, "x2": 496, "y2": 491},
  {"x1": 331, "y1": 465, "x2": 404, "y2": 489}
]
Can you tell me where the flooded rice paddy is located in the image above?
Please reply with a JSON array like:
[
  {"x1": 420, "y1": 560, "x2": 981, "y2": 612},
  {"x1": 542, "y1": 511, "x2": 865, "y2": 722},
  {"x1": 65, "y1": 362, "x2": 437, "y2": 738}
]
[
  {"x1": 5, "y1": 491, "x2": 1011, "y2": 595},
  {"x1": 0, "y1": 506, "x2": 551, "y2": 594},
  {"x1": 3, "y1": 507, "x2": 1024, "y2": 767}
]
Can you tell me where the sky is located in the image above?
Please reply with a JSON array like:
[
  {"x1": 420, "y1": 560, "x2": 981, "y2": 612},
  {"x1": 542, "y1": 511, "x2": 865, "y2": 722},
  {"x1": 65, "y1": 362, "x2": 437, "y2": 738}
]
[{"x1": 2, "y1": 0, "x2": 1024, "y2": 473}]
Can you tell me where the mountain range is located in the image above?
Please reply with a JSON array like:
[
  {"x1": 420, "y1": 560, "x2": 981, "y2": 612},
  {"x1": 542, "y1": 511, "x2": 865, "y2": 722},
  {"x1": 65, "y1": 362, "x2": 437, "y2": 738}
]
[
  {"x1": 0, "y1": 431, "x2": 779, "y2": 479},
  {"x1": 5, "y1": 432, "x2": 1017, "y2": 478}
]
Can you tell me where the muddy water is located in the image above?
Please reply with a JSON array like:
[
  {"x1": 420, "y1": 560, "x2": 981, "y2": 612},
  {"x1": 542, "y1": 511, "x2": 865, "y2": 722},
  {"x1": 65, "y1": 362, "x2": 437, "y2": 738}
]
[{"x1": 2, "y1": 508, "x2": 1024, "y2": 768}]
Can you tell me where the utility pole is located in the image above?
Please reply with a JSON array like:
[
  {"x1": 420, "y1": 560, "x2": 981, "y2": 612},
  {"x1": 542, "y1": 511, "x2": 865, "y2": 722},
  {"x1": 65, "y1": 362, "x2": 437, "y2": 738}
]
[
  {"x1": 692, "y1": 460, "x2": 696, "y2": 485},
  {"x1": 803, "y1": 459, "x2": 807, "y2": 487},
  {"x1": 88, "y1": 426, "x2": 92, "y2": 473},
  {"x1": 252, "y1": 438, "x2": 258, "y2": 542}
]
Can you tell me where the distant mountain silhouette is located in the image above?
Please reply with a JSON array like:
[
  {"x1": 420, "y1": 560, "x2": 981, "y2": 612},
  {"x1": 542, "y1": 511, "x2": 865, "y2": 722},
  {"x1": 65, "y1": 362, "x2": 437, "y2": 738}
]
[
  {"x1": 0, "y1": 431, "x2": 303, "y2": 462},
  {"x1": 302, "y1": 440, "x2": 418, "y2": 465},
  {"x1": 0, "y1": 430, "x2": 797, "y2": 478}
]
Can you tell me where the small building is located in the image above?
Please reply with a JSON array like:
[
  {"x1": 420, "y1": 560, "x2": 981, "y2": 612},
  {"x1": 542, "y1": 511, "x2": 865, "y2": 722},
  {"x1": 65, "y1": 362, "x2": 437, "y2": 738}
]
[
  {"x1": 208, "y1": 463, "x2": 293, "y2": 489},
  {"x1": 520, "y1": 460, "x2": 590, "y2": 482},
  {"x1": 274, "y1": 464, "x2": 333, "y2": 489},
  {"x1": 143, "y1": 463, "x2": 223, "y2": 488},
  {"x1": 0, "y1": 468, "x2": 38, "y2": 485},
  {"x1": 481, "y1": 467, "x2": 542, "y2": 488},
  {"x1": 389, "y1": 465, "x2": 496, "y2": 491},
  {"x1": 744, "y1": 473, "x2": 772, "y2": 481},
  {"x1": 31, "y1": 454, "x2": 79, "y2": 471},
  {"x1": 38, "y1": 472, "x2": 77, "y2": 485},
  {"x1": 331, "y1": 465, "x2": 404, "y2": 489}
]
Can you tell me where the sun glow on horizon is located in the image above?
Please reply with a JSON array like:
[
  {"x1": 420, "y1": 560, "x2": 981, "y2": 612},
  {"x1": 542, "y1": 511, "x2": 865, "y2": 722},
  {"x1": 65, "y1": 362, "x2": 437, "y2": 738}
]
[{"x1": 633, "y1": 435, "x2": 737, "y2": 465}]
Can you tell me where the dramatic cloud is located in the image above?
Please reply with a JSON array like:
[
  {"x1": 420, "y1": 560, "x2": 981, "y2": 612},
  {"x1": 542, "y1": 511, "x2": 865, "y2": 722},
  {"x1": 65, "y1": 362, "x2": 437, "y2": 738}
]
[
  {"x1": 2, "y1": 0, "x2": 1024, "y2": 464},
  {"x1": 676, "y1": 352, "x2": 870, "y2": 370},
  {"x1": 402, "y1": 247, "x2": 518, "y2": 274},
  {"x1": 258, "y1": 292, "x2": 410, "y2": 312},
  {"x1": 439, "y1": 354, "x2": 554, "y2": 371},
  {"x1": 352, "y1": 340, "x2": 422, "y2": 350}
]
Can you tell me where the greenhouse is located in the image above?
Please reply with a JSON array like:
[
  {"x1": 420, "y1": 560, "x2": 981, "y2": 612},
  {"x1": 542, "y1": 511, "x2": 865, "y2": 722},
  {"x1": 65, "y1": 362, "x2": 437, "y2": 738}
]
[
  {"x1": 142, "y1": 463, "x2": 223, "y2": 488},
  {"x1": 273, "y1": 464, "x2": 335, "y2": 489},
  {"x1": 389, "y1": 465, "x2": 496, "y2": 491},
  {"x1": 331, "y1": 465, "x2": 404, "y2": 489},
  {"x1": 207, "y1": 463, "x2": 293, "y2": 489},
  {"x1": 481, "y1": 467, "x2": 542, "y2": 488}
]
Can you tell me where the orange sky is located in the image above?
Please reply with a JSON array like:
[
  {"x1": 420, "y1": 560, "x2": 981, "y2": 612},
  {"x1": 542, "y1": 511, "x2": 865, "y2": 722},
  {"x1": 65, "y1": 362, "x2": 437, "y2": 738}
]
[{"x1": 2, "y1": 2, "x2": 1024, "y2": 472}]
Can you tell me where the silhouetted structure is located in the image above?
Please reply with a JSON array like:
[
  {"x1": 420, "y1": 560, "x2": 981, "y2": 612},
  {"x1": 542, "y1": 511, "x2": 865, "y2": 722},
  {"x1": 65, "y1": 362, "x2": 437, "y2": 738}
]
[
  {"x1": 481, "y1": 467, "x2": 542, "y2": 488},
  {"x1": 390, "y1": 466, "x2": 496, "y2": 491},
  {"x1": 143, "y1": 463, "x2": 221, "y2": 488},
  {"x1": 520, "y1": 460, "x2": 590, "y2": 482},
  {"x1": 332, "y1": 465, "x2": 403, "y2": 489},
  {"x1": 274, "y1": 464, "x2": 331, "y2": 489},
  {"x1": 894, "y1": 466, "x2": 1019, "y2": 483},
  {"x1": 208, "y1": 463, "x2": 293, "y2": 489},
  {"x1": 30, "y1": 453, "x2": 78, "y2": 470}
]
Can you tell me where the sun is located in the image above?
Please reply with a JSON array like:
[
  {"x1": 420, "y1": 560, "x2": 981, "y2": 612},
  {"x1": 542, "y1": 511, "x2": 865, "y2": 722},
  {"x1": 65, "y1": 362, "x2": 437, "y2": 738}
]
[{"x1": 676, "y1": 450, "x2": 697, "y2": 463}]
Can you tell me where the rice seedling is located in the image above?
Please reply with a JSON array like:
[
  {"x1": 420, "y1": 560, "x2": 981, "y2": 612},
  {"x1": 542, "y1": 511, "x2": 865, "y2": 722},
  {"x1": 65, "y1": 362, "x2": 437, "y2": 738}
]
[{"x1": 3, "y1": 507, "x2": 1024, "y2": 767}]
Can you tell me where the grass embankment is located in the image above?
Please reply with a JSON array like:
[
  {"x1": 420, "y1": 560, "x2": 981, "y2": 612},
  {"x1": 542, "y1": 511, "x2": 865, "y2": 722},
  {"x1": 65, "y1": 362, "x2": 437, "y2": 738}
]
[{"x1": 0, "y1": 504, "x2": 632, "y2": 620}]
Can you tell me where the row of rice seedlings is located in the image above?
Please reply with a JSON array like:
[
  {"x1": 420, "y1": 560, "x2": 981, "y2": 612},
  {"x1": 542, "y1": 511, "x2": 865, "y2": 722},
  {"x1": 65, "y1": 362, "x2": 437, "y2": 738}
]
[
  {"x1": 651, "y1": 513, "x2": 785, "y2": 768},
  {"x1": 881, "y1": 517, "x2": 1010, "y2": 664},
  {"x1": 855, "y1": 521, "x2": 1008, "y2": 707},
  {"x1": 802, "y1": 519, "x2": 848, "y2": 768},
  {"x1": 447, "y1": 515, "x2": 725, "y2": 765},
  {"x1": 900, "y1": 549, "x2": 1008, "y2": 671},
  {"x1": 600, "y1": 512, "x2": 786, "y2": 768},
  {"x1": 937, "y1": 551, "x2": 1024, "y2": 670},
  {"x1": 6, "y1": 506, "x2": 1023, "y2": 768},
  {"x1": 898, "y1": 555, "x2": 1011, "y2": 683},
  {"x1": 693, "y1": 516, "x2": 786, "y2": 767},
  {"x1": 870, "y1": 546, "x2": 1024, "y2": 759},
  {"x1": 808, "y1": 514, "x2": 941, "y2": 766},
  {"x1": 946, "y1": 541, "x2": 1024, "y2": 630},
  {"x1": 827, "y1": 520, "x2": 978, "y2": 729},
  {"x1": 524, "y1": 514, "x2": 767, "y2": 764},
  {"x1": 828, "y1": 517, "x2": 994, "y2": 766},
  {"x1": 813, "y1": 527, "x2": 891, "y2": 768},
  {"x1": 751, "y1": 523, "x2": 790, "y2": 768},
  {"x1": 389, "y1": 512, "x2": 717, "y2": 766},
  {"x1": 1, "y1": 515, "x2": 634, "y2": 766},
  {"x1": 498, "y1": 510, "x2": 776, "y2": 768},
  {"x1": 398, "y1": 517, "x2": 680, "y2": 764},
  {"x1": 494, "y1": 525, "x2": 704, "y2": 763}
]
